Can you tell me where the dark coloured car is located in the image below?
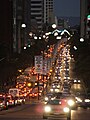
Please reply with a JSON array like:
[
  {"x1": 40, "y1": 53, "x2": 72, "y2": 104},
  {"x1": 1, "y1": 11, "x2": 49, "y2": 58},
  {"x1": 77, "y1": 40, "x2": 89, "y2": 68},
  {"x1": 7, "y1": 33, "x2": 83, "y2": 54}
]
[
  {"x1": 76, "y1": 93, "x2": 90, "y2": 109},
  {"x1": 6, "y1": 94, "x2": 16, "y2": 107},
  {"x1": 44, "y1": 92, "x2": 56, "y2": 104}
]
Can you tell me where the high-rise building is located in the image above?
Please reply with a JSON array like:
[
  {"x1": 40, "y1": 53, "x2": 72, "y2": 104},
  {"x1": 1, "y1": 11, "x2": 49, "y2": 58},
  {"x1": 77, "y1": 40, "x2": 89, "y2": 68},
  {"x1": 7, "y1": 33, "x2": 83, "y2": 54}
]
[
  {"x1": 86, "y1": 0, "x2": 90, "y2": 39},
  {"x1": 13, "y1": 0, "x2": 31, "y2": 53},
  {"x1": 0, "y1": 0, "x2": 13, "y2": 59},
  {"x1": 44, "y1": 0, "x2": 55, "y2": 25},
  {"x1": 80, "y1": 0, "x2": 90, "y2": 39},
  {"x1": 0, "y1": 0, "x2": 55, "y2": 55},
  {"x1": 30, "y1": 0, "x2": 44, "y2": 32},
  {"x1": 30, "y1": 0, "x2": 55, "y2": 33},
  {"x1": 80, "y1": 0, "x2": 87, "y2": 38}
]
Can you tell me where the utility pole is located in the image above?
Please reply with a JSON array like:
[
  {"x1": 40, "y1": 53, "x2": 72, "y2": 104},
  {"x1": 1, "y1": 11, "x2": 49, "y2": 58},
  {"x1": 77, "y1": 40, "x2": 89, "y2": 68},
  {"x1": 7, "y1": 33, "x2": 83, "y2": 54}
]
[
  {"x1": 13, "y1": 0, "x2": 17, "y2": 53},
  {"x1": 18, "y1": 21, "x2": 21, "y2": 54}
]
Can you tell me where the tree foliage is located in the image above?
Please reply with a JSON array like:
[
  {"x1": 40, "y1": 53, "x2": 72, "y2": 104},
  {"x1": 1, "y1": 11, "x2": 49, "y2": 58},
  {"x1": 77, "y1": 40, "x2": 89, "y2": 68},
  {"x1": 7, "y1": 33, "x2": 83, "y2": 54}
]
[{"x1": 69, "y1": 32, "x2": 90, "y2": 87}]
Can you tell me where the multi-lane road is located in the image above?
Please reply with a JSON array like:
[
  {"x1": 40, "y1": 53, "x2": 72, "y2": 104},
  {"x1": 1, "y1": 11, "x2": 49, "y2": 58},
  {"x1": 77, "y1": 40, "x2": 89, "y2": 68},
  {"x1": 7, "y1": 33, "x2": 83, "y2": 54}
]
[{"x1": 0, "y1": 99, "x2": 90, "y2": 120}]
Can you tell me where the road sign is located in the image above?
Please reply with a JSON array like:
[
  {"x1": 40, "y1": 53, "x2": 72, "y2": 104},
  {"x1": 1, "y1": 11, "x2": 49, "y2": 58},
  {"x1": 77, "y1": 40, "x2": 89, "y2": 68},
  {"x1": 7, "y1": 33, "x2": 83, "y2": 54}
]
[
  {"x1": 34, "y1": 56, "x2": 43, "y2": 74},
  {"x1": 42, "y1": 59, "x2": 47, "y2": 75}
]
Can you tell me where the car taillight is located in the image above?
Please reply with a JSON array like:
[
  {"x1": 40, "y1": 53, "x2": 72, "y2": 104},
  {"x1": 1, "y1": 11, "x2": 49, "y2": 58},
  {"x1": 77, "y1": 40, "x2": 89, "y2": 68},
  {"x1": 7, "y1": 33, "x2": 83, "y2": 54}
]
[
  {"x1": 61, "y1": 99, "x2": 67, "y2": 106},
  {"x1": 30, "y1": 94, "x2": 32, "y2": 96},
  {"x1": 9, "y1": 100, "x2": 13, "y2": 103},
  {"x1": 35, "y1": 93, "x2": 37, "y2": 96}
]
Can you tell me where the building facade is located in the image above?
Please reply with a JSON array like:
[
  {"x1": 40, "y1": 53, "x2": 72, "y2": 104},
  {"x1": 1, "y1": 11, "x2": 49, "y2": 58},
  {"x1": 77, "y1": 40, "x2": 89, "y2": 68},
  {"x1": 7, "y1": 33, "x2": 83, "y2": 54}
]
[
  {"x1": 0, "y1": 0, "x2": 13, "y2": 59},
  {"x1": 44, "y1": 0, "x2": 55, "y2": 25},
  {"x1": 13, "y1": 0, "x2": 31, "y2": 53},
  {"x1": 13, "y1": 0, "x2": 55, "y2": 53},
  {"x1": 80, "y1": 0, "x2": 90, "y2": 39},
  {"x1": 30, "y1": 0, "x2": 55, "y2": 33},
  {"x1": 0, "y1": 0, "x2": 55, "y2": 55},
  {"x1": 30, "y1": 0, "x2": 44, "y2": 32}
]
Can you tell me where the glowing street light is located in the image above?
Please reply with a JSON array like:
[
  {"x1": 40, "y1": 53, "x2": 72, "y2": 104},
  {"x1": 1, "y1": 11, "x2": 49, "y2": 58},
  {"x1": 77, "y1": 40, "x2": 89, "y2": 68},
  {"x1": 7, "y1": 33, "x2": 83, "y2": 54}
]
[
  {"x1": 21, "y1": 23, "x2": 26, "y2": 28},
  {"x1": 52, "y1": 24, "x2": 57, "y2": 29},
  {"x1": 24, "y1": 46, "x2": 27, "y2": 49},
  {"x1": 73, "y1": 46, "x2": 77, "y2": 50},
  {"x1": 80, "y1": 38, "x2": 84, "y2": 42},
  {"x1": 29, "y1": 32, "x2": 33, "y2": 37},
  {"x1": 34, "y1": 36, "x2": 38, "y2": 39}
]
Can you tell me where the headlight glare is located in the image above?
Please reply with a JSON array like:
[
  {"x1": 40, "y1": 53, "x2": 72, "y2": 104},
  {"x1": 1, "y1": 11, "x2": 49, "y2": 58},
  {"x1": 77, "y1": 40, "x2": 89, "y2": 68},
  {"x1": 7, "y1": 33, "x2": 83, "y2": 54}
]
[
  {"x1": 68, "y1": 99, "x2": 75, "y2": 106},
  {"x1": 50, "y1": 89, "x2": 53, "y2": 92},
  {"x1": 76, "y1": 97, "x2": 82, "y2": 102},
  {"x1": 44, "y1": 106, "x2": 51, "y2": 112},
  {"x1": 63, "y1": 107, "x2": 70, "y2": 113},
  {"x1": 85, "y1": 99, "x2": 90, "y2": 102},
  {"x1": 45, "y1": 97, "x2": 48, "y2": 101}
]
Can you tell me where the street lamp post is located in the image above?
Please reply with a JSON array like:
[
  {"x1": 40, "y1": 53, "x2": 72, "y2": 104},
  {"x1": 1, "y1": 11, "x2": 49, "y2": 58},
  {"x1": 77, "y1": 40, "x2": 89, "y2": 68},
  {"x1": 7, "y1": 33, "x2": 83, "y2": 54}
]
[
  {"x1": 18, "y1": 21, "x2": 21, "y2": 54},
  {"x1": 18, "y1": 22, "x2": 26, "y2": 54}
]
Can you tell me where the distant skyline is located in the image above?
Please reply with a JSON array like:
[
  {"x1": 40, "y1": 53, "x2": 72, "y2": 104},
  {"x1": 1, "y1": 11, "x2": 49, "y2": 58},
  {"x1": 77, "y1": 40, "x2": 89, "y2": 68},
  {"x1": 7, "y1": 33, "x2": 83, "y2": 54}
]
[{"x1": 54, "y1": 0, "x2": 80, "y2": 17}]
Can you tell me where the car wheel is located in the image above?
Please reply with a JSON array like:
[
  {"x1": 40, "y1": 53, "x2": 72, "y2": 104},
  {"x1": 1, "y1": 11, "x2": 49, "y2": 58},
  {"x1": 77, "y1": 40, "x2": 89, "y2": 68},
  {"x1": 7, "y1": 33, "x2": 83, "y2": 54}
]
[
  {"x1": 22, "y1": 101, "x2": 25, "y2": 104},
  {"x1": 67, "y1": 116, "x2": 71, "y2": 120},
  {"x1": 5, "y1": 106, "x2": 8, "y2": 110},
  {"x1": 83, "y1": 106, "x2": 87, "y2": 109},
  {"x1": 43, "y1": 115, "x2": 48, "y2": 119},
  {"x1": 67, "y1": 111, "x2": 71, "y2": 120}
]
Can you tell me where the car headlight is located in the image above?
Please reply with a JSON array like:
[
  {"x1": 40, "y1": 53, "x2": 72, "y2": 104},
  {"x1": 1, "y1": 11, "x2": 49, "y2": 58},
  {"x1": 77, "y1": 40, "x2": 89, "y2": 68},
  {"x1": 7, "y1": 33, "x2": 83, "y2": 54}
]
[
  {"x1": 57, "y1": 85, "x2": 60, "y2": 88},
  {"x1": 51, "y1": 97, "x2": 55, "y2": 100},
  {"x1": 45, "y1": 97, "x2": 48, "y2": 101},
  {"x1": 67, "y1": 99, "x2": 75, "y2": 106},
  {"x1": 50, "y1": 89, "x2": 53, "y2": 92},
  {"x1": 44, "y1": 106, "x2": 51, "y2": 112},
  {"x1": 52, "y1": 85, "x2": 55, "y2": 88},
  {"x1": 44, "y1": 101, "x2": 47, "y2": 104},
  {"x1": 7, "y1": 102, "x2": 9, "y2": 106},
  {"x1": 74, "y1": 80, "x2": 77, "y2": 82},
  {"x1": 85, "y1": 99, "x2": 90, "y2": 102},
  {"x1": 75, "y1": 97, "x2": 82, "y2": 102},
  {"x1": 0, "y1": 103, "x2": 3, "y2": 105},
  {"x1": 55, "y1": 89, "x2": 59, "y2": 92},
  {"x1": 63, "y1": 107, "x2": 70, "y2": 113}
]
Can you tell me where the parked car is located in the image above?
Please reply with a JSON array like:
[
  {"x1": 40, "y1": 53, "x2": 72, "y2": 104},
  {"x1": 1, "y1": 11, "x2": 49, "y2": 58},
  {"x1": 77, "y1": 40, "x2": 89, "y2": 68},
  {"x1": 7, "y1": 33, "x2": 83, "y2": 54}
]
[
  {"x1": 5, "y1": 94, "x2": 15, "y2": 107},
  {"x1": 14, "y1": 96, "x2": 25, "y2": 105},
  {"x1": 0, "y1": 94, "x2": 8, "y2": 110}
]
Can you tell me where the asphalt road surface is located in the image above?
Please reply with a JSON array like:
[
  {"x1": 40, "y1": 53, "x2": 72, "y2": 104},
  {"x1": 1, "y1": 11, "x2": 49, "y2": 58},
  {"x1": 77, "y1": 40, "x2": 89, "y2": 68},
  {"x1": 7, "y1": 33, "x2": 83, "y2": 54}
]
[{"x1": 0, "y1": 100, "x2": 90, "y2": 120}]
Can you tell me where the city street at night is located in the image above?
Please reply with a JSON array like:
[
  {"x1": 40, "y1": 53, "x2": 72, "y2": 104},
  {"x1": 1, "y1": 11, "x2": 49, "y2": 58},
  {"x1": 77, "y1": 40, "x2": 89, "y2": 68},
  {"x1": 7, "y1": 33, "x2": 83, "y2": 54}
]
[{"x1": 0, "y1": 0, "x2": 90, "y2": 120}]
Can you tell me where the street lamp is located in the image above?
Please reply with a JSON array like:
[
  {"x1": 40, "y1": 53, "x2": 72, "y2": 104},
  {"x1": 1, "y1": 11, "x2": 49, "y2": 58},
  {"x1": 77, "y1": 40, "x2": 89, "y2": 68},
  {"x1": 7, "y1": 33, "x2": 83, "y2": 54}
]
[
  {"x1": 29, "y1": 32, "x2": 33, "y2": 37},
  {"x1": 73, "y1": 46, "x2": 78, "y2": 50},
  {"x1": 80, "y1": 38, "x2": 84, "y2": 42},
  {"x1": 52, "y1": 24, "x2": 57, "y2": 29},
  {"x1": 21, "y1": 23, "x2": 26, "y2": 28}
]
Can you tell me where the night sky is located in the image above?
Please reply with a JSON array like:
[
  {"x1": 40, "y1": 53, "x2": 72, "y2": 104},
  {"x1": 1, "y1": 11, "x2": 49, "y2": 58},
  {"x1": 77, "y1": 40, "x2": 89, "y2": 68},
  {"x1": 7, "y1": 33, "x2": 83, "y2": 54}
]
[{"x1": 54, "y1": 0, "x2": 80, "y2": 17}]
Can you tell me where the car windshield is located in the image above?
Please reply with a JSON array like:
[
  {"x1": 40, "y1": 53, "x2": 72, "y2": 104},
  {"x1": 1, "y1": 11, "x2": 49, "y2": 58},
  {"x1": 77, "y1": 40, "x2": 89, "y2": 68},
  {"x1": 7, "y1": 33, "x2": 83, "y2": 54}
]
[
  {"x1": 54, "y1": 92, "x2": 63, "y2": 99},
  {"x1": 47, "y1": 99, "x2": 60, "y2": 105}
]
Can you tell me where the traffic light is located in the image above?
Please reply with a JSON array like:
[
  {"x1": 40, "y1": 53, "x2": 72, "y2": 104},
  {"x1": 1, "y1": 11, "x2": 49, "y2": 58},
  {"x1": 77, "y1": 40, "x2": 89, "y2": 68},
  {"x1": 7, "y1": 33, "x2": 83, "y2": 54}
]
[
  {"x1": 87, "y1": 15, "x2": 90, "y2": 27},
  {"x1": 87, "y1": 15, "x2": 90, "y2": 38}
]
